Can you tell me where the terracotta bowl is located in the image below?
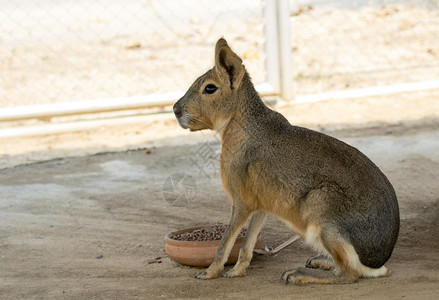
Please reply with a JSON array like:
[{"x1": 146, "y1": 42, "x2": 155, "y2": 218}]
[{"x1": 165, "y1": 225, "x2": 264, "y2": 267}]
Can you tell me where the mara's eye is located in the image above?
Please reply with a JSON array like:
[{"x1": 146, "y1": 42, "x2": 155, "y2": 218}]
[{"x1": 203, "y1": 84, "x2": 218, "y2": 94}]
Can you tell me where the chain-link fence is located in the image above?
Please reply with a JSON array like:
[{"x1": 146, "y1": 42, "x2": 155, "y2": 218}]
[
  {"x1": 0, "y1": 0, "x2": 264, "y2": 107},
  {"x1": 1, "y1": 0, "x2": 438, "y2": 108},
  {"x1": 290, "y1": 0, "x2": 439, "y2": 94}
]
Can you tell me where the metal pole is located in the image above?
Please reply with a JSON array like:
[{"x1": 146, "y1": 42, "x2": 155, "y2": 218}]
[
  {"x1": 277, "y1": 0, "x2": 294, "y2": 100},
  {"x1": 263, "y1": 0, "x2": 281, "y2": 94},
  {"x1": 263, "y1": 0, "x2": 293, "y2": 101},
  {"x1": 0, "y1": 83, "x2": 276, "y2": 123}
]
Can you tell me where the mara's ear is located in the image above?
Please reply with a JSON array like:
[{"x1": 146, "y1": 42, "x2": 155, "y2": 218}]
[{"x1": 214, "y1": 38, "x2": 245, "y2": 90}]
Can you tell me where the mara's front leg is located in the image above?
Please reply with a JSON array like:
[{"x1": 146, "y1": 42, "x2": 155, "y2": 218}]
[
  {"x1": 224, "y1": 210, "x2": 267, "y2": 278},
  {"x1": 195, "y1": 202, "x2": 251, "y2": 279}
]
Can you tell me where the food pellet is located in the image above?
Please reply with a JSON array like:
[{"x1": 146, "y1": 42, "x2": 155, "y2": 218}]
[{"x1": 170, "y1": 225, "x2": 247, "y2": 241}]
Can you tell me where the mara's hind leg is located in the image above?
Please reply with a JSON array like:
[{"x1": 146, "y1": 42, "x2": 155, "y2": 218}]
[
  {"x1": 305, "y1": 254, "x2": 335, "y2": 271},
  {"x1": 280, "y1": 231, "x2": 359, "y2": 285},
  {"x1": 224, "y1": 210, "x2": 267, "y2": 278}
]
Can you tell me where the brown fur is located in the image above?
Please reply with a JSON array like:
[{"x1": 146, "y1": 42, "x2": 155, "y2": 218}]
[{"x1": 173, "y1": 38, "x2": 400, "y2": 284}]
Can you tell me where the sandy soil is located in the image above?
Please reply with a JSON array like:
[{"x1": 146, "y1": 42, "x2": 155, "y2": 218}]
[{"x1": 1, "y1": 91, "x2": 439, "y2": 299}]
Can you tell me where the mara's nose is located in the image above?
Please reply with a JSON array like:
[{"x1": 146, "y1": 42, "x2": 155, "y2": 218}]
[
  {"x1": 173, "y1": 103, "x2": 182, "y2": 118},
  {"x1": 174, "y1": 102, "x2": 183, "y2": 118}
]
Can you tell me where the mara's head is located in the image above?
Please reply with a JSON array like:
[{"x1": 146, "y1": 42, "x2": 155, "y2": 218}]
[{"x1": 173, "y1": 38, "x2": 248, "y2": 132}]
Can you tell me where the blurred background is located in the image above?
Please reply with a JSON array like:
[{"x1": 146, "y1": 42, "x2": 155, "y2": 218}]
[{"x1": 1, "y1": 0, "x2": 438, "y2": 108}]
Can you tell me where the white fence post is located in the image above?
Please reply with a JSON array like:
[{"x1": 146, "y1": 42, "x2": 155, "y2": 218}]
[
  {"x1": 263, "y1": 0, "x2": 294, "y2": 101},
  {"x1": 263, "y1": 0, "x2": 281, "y2": 94},
  {"x1": 277, "y1": 0, "x2": 294, "y2": 100}
]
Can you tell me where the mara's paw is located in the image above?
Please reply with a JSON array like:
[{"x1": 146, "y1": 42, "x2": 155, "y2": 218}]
[
  {"x1": 280, "y1": 268, "x2": 313, "y2": 286},
  {"x1": 224, "y1": 267, "x2": 246, "y2": 278},
  {"x1": 305, "y1": 255, "x2": 335, "y2": 271},
  {"x1": 194, "y1": 271, "x2": 216, "y2": 280},
  {"x1": 194, "y1": 268, "x2": 222, "y2": 280},
  {"x1": 280, "y1": 267, "x2": 350, "y2": 285}
]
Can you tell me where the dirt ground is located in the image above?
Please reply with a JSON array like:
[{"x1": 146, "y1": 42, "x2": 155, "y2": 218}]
[{"x1": 1, "y1": 92, "x2": 439, "y2": 299}]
